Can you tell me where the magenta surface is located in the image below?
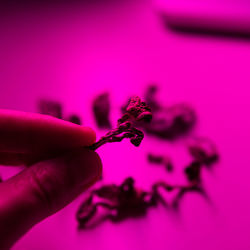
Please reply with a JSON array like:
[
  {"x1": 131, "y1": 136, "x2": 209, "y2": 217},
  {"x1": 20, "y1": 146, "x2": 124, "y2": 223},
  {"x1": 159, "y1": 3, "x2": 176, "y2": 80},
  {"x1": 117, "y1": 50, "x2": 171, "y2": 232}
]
[{"x1": 0, "y1": 1, "x2": 250, "y2": 249}]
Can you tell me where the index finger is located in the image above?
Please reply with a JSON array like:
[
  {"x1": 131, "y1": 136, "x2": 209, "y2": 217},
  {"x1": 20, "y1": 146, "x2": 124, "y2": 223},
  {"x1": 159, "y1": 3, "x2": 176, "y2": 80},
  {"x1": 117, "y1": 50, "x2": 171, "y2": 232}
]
[{"x1": 0, "y1": 109, "x2": 96, "y2": 154}]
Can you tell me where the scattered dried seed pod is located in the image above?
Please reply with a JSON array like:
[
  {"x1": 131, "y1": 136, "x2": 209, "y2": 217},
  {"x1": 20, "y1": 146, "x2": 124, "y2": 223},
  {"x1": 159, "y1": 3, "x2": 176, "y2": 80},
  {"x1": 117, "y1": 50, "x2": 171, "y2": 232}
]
[
  {"x1": 188, "y1": 137, "x2": 219, "y2": 166},
  {"x1": 76, "y1": 196, "x2": 96, "y2": 225},
  {"x1": 93, "y1": 92, "x2": 112, "y2": 129},
  {"x1": 144, "y1": 103, "x2": 196, "y2": 140},
  {"x1": 76, "y1": 177, "x2": 152, "y2": 228},
  {"x1": 68, "y1": 114, "x2": 82, "y2": 125},
  {"x1": 38, "y1": 100, "x2": 63, "y2": 119},
  {"x1": 38, "y1": 99, "x2": 83, "y2": 125},
  {"x1": 145, "y1": 84, "x2": 161, "y2": 112},
  {"x1": 147, "y1": 153, "x2": 173, "y2": 172},
  {"x1": 89, "y1": 96, "x2": 152, "y2": 150},
  {"x1": 148, "y1": 153, "x2": 164, "y2": 165},
  {"x1": 185, "y1": 161, "x2": 202, "y2": 183}
]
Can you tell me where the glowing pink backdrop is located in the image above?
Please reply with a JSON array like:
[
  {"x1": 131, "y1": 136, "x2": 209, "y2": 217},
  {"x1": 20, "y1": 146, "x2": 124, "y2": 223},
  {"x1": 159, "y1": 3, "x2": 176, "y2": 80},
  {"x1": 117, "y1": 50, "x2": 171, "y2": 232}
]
[{"x1": 0, "y1": 1, "x2": 250, "y2": 249}]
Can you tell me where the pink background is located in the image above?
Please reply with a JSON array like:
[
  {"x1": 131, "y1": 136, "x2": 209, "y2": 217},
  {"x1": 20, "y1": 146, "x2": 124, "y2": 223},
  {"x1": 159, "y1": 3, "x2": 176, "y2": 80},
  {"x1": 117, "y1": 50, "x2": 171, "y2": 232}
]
[{"x1": 1, "y1": 1, "x2": 250, "y2": 249}]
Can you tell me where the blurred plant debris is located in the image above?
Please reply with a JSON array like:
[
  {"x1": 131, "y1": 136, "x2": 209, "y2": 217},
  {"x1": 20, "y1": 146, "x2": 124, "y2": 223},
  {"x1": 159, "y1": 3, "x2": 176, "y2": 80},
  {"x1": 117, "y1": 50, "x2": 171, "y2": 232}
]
[
  {"x1": 147, "y1": 136, "x2": 219, "y2": 174},
  {"x1": 77, "y1": 137, "x2": 218, "y2": 228},
  {"x1": 38, "y1": 99, "x2": 63, "y2": 119},
  {"x1": 77, "y1": 172, "x2": 208, "y2": 228},
  {"x1": 122, "y1": 85, "x2": 196, "y2": 140},
  {"x1": 187, "y1": 137, "x2": 219, "y2": 167},
  {"x1": 93, "y1": 92, "x2": 112, "y2": 129},
  {"x1": 144, "y1": 85, "x2": 196, "y2": 140},
  {"x1": 38, "y1": 99, "x2": 82, "y2": 125},
  {"x1": 68, "y1": 114, "x2": 81, "y2": 125},
  {"x1": 37, "y1": 84, "x2": 219, "y2": 228},
  {"x1": 148, "y1": 153, "x2": 173, "y2": 172}
]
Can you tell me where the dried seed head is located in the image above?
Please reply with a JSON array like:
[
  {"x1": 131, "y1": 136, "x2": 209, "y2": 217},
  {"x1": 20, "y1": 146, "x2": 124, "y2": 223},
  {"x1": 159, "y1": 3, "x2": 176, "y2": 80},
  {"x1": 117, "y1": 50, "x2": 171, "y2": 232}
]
[{"x1": 118, "y1": 96, "x2": 152, "y2": 124}]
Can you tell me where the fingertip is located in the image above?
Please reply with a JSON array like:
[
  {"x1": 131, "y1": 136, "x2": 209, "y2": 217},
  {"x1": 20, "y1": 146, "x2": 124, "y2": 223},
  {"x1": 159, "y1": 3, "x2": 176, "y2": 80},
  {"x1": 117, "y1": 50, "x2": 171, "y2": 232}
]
[
  {"x1": 0, "y1": 110, "x2": 97, "y2": 154},
  {"x1": 78, "y1": 126, "x2": 96, "y2": 146}
]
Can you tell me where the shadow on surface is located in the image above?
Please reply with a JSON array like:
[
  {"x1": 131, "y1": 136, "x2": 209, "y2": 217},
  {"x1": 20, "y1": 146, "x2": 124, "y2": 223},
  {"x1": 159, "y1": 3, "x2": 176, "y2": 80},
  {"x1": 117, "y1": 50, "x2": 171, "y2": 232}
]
[{"x1": 169, "y1": 25, "x2": 250, "y2": 41}]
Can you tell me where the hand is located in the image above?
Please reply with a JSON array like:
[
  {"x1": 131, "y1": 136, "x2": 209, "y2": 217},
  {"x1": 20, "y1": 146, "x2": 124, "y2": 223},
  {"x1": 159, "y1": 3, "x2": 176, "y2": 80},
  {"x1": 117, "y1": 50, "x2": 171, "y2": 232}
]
[{"x1": 0, "y1": 110, "x2": 102, "y2": 249}]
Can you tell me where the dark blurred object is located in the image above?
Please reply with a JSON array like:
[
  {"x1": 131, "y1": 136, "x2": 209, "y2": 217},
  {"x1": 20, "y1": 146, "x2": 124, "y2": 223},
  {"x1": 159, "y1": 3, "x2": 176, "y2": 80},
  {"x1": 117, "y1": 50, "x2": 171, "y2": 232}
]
[
  {"x1": 148, "y1": 153, "x2": 173, "y2": 172},
  {"x1": 122, "y1": 86, "x2": 196, "y2": 140},
  {"x1": 77, "y1": 173, "x2": 208, "y2": 228},
  {"x1": 93, "y1": 93, "x2": 111, "y2": 129},
  {"x1": 185, "y1": 161, "x2": 202, "y2": 183},
  {"x1": 118, "y1": 96, "x2": 152, "y2": 124},
  {"x1": 158, "y1": 0, "x2": 250, "y2": 40},
  {"x1": 188, "y1": 137, "x2": 219, "y2": 166},
  {"x1": 151, "y1": 180, "x2": 206, "y2": 210},
  {"x1": 38, "y1": 100, "x2": 63, "y2": 119},
  {"x1": 144, "y1": 103, "x2": 196, "y2": 140},
  {"x1": 145, "y1": 84, "x2": 161, "y2": 112},
  {"x1": 38, "y1": 100, "x2": 82, "y2": 125},
  {"x1": 0, "y1": 0, "x2": 129, "y2": 8},
  {"x1": 77, "y1": 177, "x2": 152, "y2": 228},
  {"x1": 67, "y1": 114, "x2": 81, "y2": 125}
]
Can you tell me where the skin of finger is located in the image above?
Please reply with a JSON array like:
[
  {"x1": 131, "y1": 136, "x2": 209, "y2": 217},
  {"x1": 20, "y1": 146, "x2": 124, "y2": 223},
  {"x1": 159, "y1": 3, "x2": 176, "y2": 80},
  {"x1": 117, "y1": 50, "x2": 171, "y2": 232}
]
[
  {"x1": 0, "y1": 109, "x2": 96, "y2": 154},
  {"x1": 0, "y1": 150, "x2": 76, "y2": 166},
  {"x1": 0, "y1": 148, "x2": 102, "y2": 249},
  {"x1": 0, "y1": 152, "x2": 38, "y2": 166}
]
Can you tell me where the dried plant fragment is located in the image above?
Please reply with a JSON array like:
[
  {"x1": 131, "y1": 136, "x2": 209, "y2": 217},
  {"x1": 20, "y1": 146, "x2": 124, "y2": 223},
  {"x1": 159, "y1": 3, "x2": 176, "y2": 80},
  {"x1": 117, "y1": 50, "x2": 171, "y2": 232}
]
[
  {"x1": 76, "y1": 175, "x2": 207, "y2": 228},
  {"x1": 188, "y1": 137, "x2": 219, "y2": 166},
  {"x1": 89, "y1": 96, "x2": 152, "y2": 150},
  {"x1": 145, "y1": 84, "x2": 161, "y2": 112},
  {"x1": 148, "y1": 153, "x2": 173, "y2": 172}
]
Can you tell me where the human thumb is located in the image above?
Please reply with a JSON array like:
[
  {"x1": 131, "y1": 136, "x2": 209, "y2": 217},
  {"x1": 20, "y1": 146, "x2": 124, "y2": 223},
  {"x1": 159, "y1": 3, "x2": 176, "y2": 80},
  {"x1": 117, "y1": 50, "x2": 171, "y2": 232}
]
[{"x1": 0, "y1": 148, "x2": 102, "y2": 249}]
